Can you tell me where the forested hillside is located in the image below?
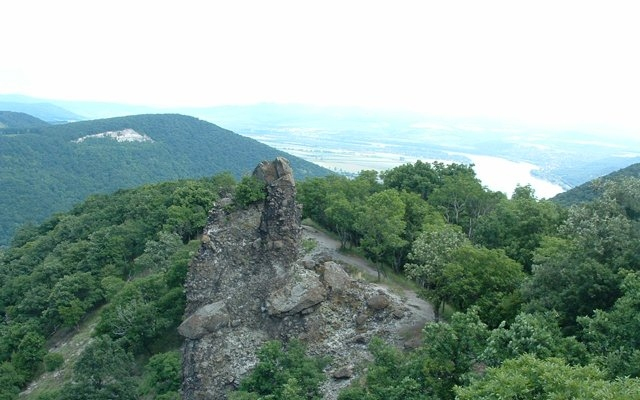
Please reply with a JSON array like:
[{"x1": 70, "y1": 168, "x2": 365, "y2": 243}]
[
  {"x1": 552, "y1": 162, "x2": 640, "y2": 206},
  {"x1": 0, "y1": 113, "x2": 331, "y2": 246},
  {"x1": 0, "y1": 174, "x2": 240, "y2": 399},
  {"x1": 297, "y1": 160, "x2": 640, "y2": 399},
  {"x1": 2, "y1": 160, "x2": 640, "y2": 399}
]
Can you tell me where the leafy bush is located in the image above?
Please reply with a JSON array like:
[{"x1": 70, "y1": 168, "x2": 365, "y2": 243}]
[
  {"x1": 231, "y1": 340, "x2": 328, "y2": 400},
  {"x1": 234, "y1": 176, "x2": 267, "y2": 208},
  {"x1": 43, "y1": 352, "x2": 64, "y2": 372},
  {"x1": 139, "y1": 350, "x2": 181, "y2": 398}
]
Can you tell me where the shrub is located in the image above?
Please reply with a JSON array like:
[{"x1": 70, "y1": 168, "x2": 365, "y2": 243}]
[
  {"x1": 43, "y1": 352, "x2": 64, "y2": 372},
  {"x1": 231, "y1": 340, "x2": 329, "y2": 400},
  {"x1": 234, "y1": 176, "x2": 266, "y2": 208}
]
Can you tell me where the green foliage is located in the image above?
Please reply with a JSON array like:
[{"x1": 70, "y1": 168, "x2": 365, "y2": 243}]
[
  {"x1": 481, "y1": 312, "x2": 587, "y2": 367},
  {"x1": 553, "y1": 163, "x2": 640, "y2": 207},
  {"x1": 42, "y1": 352, "x2": 64, "y2": 372},
  {"x1": 579, "y1": 270, "x2": 640, "y2": 378},
  {"x1": 442, "y1": 245, "x2": 525, "y2": 326},
  {"x1": 95, "y1": 274, "x2": 185, "y2": 353},
  {"x1": 0, "y1": 361, "x2": 24, "y2": 400},
  {"x1": 341, "y1": 309, "x2": 489, "y2": 400},
  {"x1": 0, "y1": 111, "x2": 49, "y2": 131},
  {"x1": 43, "y1": 272, "x2": 102, "y2": 329},
  {"x1": 234, "y1": 175, "x2": 267, "y2": 207},
  {"x1": 231, "y1": 340, "x2": 328, "y2": 400},
  {"x1": 324, "y1": 192, "x2": 357, "y2": 249},
  {"x1": 474, "y1": 185, "x2": 563, "y2": 271},
  {"x1": 139, "y1": 351, "x2": 181, "y2": 399},
  {"x1": 0, "y1": 175, "x2": 219, "y2": 392},
  {"x1": 523, "y1": 236, "x2": 621, "y2": 333},
  {"x1": 12, "y1": 331, "x2": 46, "y2": 379},
  {"x1": 356, "y1": 189, "x2": 407, "y2": 276},
  {"x1": 404, "y1": 223, "x2": 466, "y2": 319},
  {"x1": 60, "y1": 335, "x2": 137, "y2": 400},
  {"x1": 420, "y1": 308, "x2": 490, "y2": 399},
  {"x1": 381, "y1": 160, "x2": 467, "y2": 200},
  {"x1": 455, "y1": 354, "x2": 640, "y2": 400},
  {"x1": 338, "y1": 337, "x2": 425, "y2": 400}
]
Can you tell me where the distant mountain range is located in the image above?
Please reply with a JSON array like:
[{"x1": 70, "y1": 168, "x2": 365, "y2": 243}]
[
  {"x1": 0, "y1": 95, "x2": 84, "y2": 122},
  {"x1": 0, "y1": 112, "x2": 331, "y2": 246},
  {"x1": 3, "y1": 94, "x2": 640, "y2": 200}
]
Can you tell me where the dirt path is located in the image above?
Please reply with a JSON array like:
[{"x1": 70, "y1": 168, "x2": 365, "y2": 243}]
[{"x1": 302, "y1": 225, "x2": 435, "y2": 323}]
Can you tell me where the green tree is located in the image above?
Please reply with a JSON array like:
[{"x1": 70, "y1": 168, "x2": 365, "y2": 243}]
[
  {"x1": 395, "y1": 191, "x2": 441, "y2": 267},
  {"x1": 579, "y1": 270, "x2": 640, "y2": 378},
  {"x1": 338, "y1": 337, "x2": 425, "y2": 400},
  {"x1": 62, "y1": 335, "x2": 136, "y2": 400},
  {"x1": 95, "y1": 274, "x2": 183, "y2": 354},
  {"x1": 232, "y1": 340, "x2": 328, "y2": 400},
  {"x1": 0, "y1": 361, "x2": 24, "y2": 400},
  {"x1": 559, "y1": 193, "x2": 638, "y2": 270},
  {"x1": 428, "y1": 172, "x2": 498, "y2": 238},
  {"x1": 133, "y1": 232, "x2": 182, "y2": 274},
  {"x1": 523, "y1": 236, "x2": 619, "y2": 333},
  {"x1": 234, "y1": 175, "x2": 266, "y2": 208},
  {"x1": 404, "y1": 223, "x2": 466, "y2": 320},
  {"x1": 339, "y1": 309, "x2": 489, "y2": 400},
  {"x1": 355, "y1": 189, "x2": 406, "y2": 277},
  {"x1": 455, "y1": 354, "x2": 640, "y2": 400},
  {"x1": 324, "y1": 192, "x2": 356, "y2": 249},
  {"x1": 443, "y1": 245, "x2": 525, "y2": 326},
  {"x1": 474, "y1": 185, "x2": 562, "y2": 272},
  {"x1": 44, "y1": 271, "x2": 102, "y2": 329},
  {"x1": 139, "y1": 350, "x2": 181, "y2": 398},
  {"x1": 382, "y1": 160, "x2": 441, "y2": 199},
  {"x1": 420, "y1": 308, "x2": 489, "y2": 399},
  {"x1": 481, "y1": 312, "x2": 587, "y2": 367},
  {"x1": 11, "y1": 331, "x2": 46, "y2": 379}
]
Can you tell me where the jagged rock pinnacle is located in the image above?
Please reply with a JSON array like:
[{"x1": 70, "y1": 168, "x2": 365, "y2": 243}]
[
  {"x1": 179, "y1": 158, "x2": 425, "y2": 399},
  {"x1": 254, "y1": 157, "x2": 301, "y2": 263}
]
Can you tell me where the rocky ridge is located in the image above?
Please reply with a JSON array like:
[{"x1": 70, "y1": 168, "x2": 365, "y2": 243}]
[{"x1": 180, "y1": 157, "x2": 429, "y2": 399}]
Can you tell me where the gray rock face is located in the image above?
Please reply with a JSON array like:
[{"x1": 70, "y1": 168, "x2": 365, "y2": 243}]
[
  {"x1": 178, "y1": 301, "x2": 229, "y2": 339},
  {"x1": 267, "y1": 268, "x2": 327, "y2": 316},
  {"x1": 180, "y1": 158, "x2": 425, "y2": 399},
  {"x1": 321, "y1": 261, "x2": 353, "y2": 293}
]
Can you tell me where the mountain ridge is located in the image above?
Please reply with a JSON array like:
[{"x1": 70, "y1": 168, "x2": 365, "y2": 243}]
[
  {"x1": 0, "y1": 113, "x2": 332, "y2": 246},
  {"x1": 551, "y1": 162, "x2": 640, "y2": 206}
]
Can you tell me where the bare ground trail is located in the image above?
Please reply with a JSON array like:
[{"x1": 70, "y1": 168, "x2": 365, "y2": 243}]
[{"x1": 302, "y1": 225, "x2": 435, "y2": 325}]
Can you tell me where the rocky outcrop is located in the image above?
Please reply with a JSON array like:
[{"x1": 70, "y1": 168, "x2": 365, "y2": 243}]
[
  {"x1": 180, "y1": 158, "x2": 427, "y2": 399},
  {"x1": 266, "y1": 268, "x2": 327, "y2": 316},
  {"x1": 178, "y1": 301, "x2": 229, "y2": 340}
]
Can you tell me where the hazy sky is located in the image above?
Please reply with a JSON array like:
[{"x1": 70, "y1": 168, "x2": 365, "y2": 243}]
[{"x1": 2, "y1": 1, "x2": 638, "y2": 135}]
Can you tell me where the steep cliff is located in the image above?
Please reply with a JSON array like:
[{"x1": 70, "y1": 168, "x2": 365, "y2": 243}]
[{"x1": 180, "y1": 158, "x2": 428, "y2": 399}]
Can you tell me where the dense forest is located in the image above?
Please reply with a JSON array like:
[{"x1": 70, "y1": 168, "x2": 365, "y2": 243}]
[
  {"x1": 1, "y1": 160, "x2": 640, "y2": 399},
  {"x1": 0, "y1": 173, "x2": 242, "y2": 399},
  {"x1": 0, "y1": 113, "x2": 331, "y2": 247},
  {"x1": 296, "y1": 160, "x2": 640, "y2": 399}
]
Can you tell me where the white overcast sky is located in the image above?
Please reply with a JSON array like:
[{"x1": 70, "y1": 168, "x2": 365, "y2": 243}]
[{"x1": 1, "y1": 0, "x2": 639, "y2": 135}]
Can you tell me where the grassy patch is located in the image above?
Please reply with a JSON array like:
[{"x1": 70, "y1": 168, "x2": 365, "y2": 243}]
[
  {"x1": 22, "y1": 310, "x2": 102, "y2": 398},
  {"x1": 302, "y1": 238, "x2": 317, "y2": 253}
]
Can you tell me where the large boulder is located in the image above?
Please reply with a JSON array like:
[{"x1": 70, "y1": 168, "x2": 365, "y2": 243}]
[
  {"x1": 267, "y1": 268, "x2": 327, "y2": 316},
  {"x1": 178, "y1": 301, "x2": 229, "y2": 339}
]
